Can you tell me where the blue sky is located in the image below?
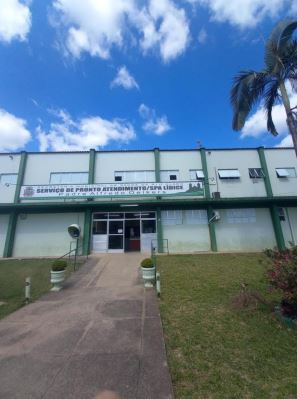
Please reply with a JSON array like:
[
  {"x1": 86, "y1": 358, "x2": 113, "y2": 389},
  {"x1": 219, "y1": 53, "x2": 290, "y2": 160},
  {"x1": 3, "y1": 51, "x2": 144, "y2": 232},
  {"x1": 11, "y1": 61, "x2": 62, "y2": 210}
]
[{"x1": 0, "y1": 0, "x2": 296, "y2": 152}]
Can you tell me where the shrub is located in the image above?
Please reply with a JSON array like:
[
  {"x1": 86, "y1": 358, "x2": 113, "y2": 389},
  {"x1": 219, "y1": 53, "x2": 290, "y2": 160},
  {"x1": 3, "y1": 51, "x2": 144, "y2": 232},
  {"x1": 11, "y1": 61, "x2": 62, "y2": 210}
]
[
  {"x1": 52, "y1": 259, "x2": 68, "y2": 272},
  {"x1": 141, "y1": 258, "x2": 154, "y2": 268},
  {"x1": 265, "y1": 246, "x2": 297, "y2": 309}
]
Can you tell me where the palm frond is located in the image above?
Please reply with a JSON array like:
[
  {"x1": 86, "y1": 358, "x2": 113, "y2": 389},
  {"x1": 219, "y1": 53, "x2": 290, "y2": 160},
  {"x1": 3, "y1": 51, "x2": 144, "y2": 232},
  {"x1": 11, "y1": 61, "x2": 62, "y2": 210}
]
[
  {"x1": 231, "y1": 70, "x2": 268, "y2": 131},
  {"x1": 264, "y1": 81, "x2": 280, "y2": 136},
  {"x1": 265, "y1": 19, "x2": 297, "y2": 73}
]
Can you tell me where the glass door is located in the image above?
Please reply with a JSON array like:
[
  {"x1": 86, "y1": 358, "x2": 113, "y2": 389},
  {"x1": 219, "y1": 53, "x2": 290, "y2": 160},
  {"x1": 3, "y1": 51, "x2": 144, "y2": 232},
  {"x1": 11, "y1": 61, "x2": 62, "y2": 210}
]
[{"x1": 108, "y1": 220, "x2": 124, "y2": 252}]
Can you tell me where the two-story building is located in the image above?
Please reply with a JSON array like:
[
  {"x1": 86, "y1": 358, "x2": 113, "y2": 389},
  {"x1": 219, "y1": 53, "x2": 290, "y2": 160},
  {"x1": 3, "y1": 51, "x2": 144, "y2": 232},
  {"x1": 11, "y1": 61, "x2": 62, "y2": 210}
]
[{"x1": 0, "y1": 147, "x2": 296, "y2": 257}]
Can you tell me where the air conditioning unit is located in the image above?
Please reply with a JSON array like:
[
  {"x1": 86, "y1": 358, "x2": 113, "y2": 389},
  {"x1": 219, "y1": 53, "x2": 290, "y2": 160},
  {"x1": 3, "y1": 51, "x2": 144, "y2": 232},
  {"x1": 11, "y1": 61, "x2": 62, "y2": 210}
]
[{"x1": 212, "y1": 191, "x2": 221, "y2": 199}]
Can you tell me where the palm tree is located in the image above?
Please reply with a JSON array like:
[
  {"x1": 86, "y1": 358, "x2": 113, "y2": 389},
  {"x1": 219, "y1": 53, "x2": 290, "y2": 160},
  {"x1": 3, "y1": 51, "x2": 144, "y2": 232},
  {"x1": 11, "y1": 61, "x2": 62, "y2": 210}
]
[{"x1": 231, "y1": 19, "x2": 297, "y2": 156}]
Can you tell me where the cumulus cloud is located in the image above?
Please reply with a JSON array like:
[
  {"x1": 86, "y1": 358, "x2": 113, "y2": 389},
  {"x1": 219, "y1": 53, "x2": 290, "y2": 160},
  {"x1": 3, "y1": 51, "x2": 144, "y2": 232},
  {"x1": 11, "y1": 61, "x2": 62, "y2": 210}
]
[
  {"x1": 240, "y1": 85, "x2": 297, "y2": 147},
  {"x1": 276, "y1": 135, "x2": 293, "y2": 147},
  {"x1": 0, "y1": 109, "x2": 31, "y2": 151},
  {"x1": 189, "y1": 0, "x2": 292, "y2": 28},
  {"x1": 241, "y1": 103, "x2": 289, "y2": 138},
  {"x1": 139, "y1": 104, "x2": 172, "y2": 135},
  {"x1": 137, "y1": 0, "x2": 190, "y2": 62},
  {"x1": 51, "y1": 0, "x2": 190, "y2": 62},
  {"x1": 111, "y1": 66, "x2": 139, "y2": 90},
  {"x1": 0, "y1": 0, "x2": 31, "y2": 43},
  {"x1": 37, "y1": 109, "x2": 136, "y2": 151}
]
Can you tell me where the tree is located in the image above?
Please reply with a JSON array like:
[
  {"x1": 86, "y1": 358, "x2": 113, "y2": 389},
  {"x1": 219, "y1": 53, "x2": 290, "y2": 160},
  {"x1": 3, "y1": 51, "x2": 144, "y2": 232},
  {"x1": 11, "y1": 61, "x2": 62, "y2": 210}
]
[{"x1": 231, "y1": 19, "x2": 297, "y2": 157}]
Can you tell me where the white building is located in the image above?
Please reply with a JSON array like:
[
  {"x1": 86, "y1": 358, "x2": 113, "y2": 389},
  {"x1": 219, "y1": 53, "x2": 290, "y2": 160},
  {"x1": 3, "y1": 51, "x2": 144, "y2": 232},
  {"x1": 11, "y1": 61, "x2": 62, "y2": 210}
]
[{"x1": 0, "y1": 147, "x2": 296, "y2": 257}]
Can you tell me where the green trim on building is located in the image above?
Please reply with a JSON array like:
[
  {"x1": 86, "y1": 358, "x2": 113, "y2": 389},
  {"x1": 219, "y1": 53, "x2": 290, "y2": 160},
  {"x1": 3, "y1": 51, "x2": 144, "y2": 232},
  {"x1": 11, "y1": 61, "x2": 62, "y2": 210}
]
[
  {"x1": 82, "y1": 208, "x2": 92, "y2": 255},
  {"x1": 4, "y1": 152, "x2": 28, "y2": 257},
  {"x1": 154, "y1": 148, "x2": 160, "y2": 183},
  {"x1": 156, "y1": 207, "x2": 164, "y2": 253},
  {"x1": 14, "y1": 151, "x2": 27, "y2": 204},
  {"x1": 207, "y1": 206, "x2": 218, "y2": 252},
  {"x1": 88, "y1": 149, "x2": 96, "y2": 184},
  {"x1": 3, "y1": 212, "x2": 17, "y2": 258},
  {"x1": 154, "y1": 149, "x2": 163, "y2": 253},
  {"x1": 257, "y1": 147, "x2": 273, "y2": 198},
  {"x1": 200, "y1": 148, "x2": 210, "y2": 199},
  {"x1": 82, "y1": 149, "x2": 96, "y2": 255},
  {"x1": 270, "y1": 205, "x2": 286, "y2": 250},
  {"x1": 201, "y1": 149, "x2": 217, "y2": 251}
]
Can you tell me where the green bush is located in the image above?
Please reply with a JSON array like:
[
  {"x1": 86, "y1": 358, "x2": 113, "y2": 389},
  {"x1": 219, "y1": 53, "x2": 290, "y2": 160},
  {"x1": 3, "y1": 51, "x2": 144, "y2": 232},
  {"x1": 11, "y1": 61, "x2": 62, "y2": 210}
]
[
  {"x1": 51, "y1": 259, "x2": 68, "y2": 272},
  {"x1": 141, "y1": 258, "x2": 154, "y2": 268}
]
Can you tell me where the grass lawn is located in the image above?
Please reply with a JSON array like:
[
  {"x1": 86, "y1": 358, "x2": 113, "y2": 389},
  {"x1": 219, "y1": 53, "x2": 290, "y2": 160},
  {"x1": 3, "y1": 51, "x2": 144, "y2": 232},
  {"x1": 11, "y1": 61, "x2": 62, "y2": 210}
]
[
  {"x1": 158, "y1": 253, "x2": 297, "y2": 399},
  {"x1": 0, "y1": 258, "x2": 76, "y2": 320}
]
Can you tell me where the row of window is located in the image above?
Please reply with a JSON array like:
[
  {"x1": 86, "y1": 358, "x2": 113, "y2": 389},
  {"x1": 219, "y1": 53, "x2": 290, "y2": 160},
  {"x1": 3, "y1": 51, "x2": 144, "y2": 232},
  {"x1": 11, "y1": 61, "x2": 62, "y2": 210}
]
[
  {"x1": 113, "y1": 168, "x2": 297, "y2": 182},
  {"x1": 161, "y1": 209, "x2": 259, "y2": 225},
  {"x1": 1, "y1": 166, "x2": 296, "y2": 187}
]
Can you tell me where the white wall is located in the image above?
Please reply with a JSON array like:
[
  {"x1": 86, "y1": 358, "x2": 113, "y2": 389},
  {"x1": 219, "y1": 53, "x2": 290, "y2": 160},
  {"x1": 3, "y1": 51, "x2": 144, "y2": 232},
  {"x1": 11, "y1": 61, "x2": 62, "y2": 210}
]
[
  {"x1": 23, "y1": 153, "x2": 89, "y2": 185},
  {"x1": 0, "y1": 214, "x2": 9, "y2": 257},
  {"x1": 159, "y1": 151, "x2": 202, "y2": 181},
  {"x1": 0, "y1": 154, "x2": 21, "y2": 203},
  {"x1": 94, "y1": 151, "x2": 155, "y2": 183},
  {"x1": 264, "y1": 149, "x2": 297, "y2": 197},
  {"x1": 13, "y1": 212, "x2": 85, "y2": 257},
  {"x1": 206, "y1": 150, "x2": 267, "y2": 198},
  {"x1": 162, "y1": 209, "x2": 210, "y2": 252},
  {"x1": 215, "y1": 208, "x2": 276, "y2": 251}
]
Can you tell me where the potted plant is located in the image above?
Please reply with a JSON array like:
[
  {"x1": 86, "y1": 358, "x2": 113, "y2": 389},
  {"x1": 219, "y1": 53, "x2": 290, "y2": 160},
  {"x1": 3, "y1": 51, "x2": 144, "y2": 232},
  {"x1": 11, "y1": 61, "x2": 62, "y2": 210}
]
[
  {"x1": 141, "y1": 258, "x2": 155, "y2": 288},
  {"x1": 265, "y1": 246, "x2": 297, "y2": 326},
  {"x1": 50, "y1": 259, "x2": 68, "y2": 291}
]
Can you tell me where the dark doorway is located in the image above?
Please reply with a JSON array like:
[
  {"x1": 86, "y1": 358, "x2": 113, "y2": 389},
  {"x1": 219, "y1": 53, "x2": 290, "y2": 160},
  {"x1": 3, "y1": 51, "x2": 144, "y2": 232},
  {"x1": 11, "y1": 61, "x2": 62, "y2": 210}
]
[{"x1": 125, "y1": 220, "x2": 141, "y2": 252}]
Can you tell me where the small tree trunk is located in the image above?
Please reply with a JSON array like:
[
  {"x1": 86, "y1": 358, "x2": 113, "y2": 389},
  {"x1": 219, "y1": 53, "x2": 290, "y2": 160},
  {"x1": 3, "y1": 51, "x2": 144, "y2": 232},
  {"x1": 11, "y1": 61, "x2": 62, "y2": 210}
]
[{"x1": 279, "y1": 81, "x2": 297, "y2": 157}]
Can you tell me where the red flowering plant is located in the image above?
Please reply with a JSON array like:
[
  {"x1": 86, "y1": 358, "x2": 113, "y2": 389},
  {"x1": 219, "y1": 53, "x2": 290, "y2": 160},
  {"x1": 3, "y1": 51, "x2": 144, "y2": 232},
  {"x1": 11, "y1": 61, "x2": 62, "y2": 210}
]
[{"x1": 265, "y1": 246, "x2": 297, "y2": 318}]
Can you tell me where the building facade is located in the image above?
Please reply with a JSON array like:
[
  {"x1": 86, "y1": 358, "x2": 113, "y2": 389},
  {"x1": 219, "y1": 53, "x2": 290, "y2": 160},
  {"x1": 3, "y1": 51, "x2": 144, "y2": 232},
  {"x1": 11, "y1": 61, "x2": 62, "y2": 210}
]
[{"x1": 0, "y1": 147, "x2": 296, "y2": 257}]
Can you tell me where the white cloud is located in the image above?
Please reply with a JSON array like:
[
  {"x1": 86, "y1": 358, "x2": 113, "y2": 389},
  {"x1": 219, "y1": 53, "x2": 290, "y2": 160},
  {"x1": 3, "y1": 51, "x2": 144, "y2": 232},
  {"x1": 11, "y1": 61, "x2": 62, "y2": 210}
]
[
  {"x1": 0, "y1": 109, "x2": 31, "y2": 151},
  {"x1": 51, "y1": 0, "x2": 190, "y2": 62},
  {"x1": 111, "y1": 66, "x2": 139, "y2": 90},
  {"x1": 241, "y1": 87, "x2": 297, "y2": 140},
  {"x1": 276, "y1": 135, "x2": 293, "y2": 147},
  {"x1": 139, "y1": 103, "x2": 172, "y2": 135},
  {"x1": 198, "y1": 28, "x2": 207, "y2": 44},
  {"x1": 192, "y1": 0, "x2": 290, "y2": 28},
  {"x1": 0, "y1": 0, "x2": 31, "y2": 43},
  {"x1": 37, "y1": 110, "x2": 136, "y2": 151},
  {"x1": 137, "y1": 0, "x2": 190, "y2": 62}
]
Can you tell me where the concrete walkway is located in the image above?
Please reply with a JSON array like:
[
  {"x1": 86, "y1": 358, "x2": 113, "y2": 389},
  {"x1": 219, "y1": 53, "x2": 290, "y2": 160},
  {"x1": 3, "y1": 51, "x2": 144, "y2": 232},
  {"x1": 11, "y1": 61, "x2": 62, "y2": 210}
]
[{"x1": 0, "y1": 254, "x2": 174, "y2": 399}]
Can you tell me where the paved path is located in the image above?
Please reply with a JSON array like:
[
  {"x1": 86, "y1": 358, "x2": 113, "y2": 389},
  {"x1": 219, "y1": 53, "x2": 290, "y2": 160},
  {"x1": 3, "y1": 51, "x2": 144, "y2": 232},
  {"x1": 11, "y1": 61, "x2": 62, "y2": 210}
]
[{"x1": 0, "y1": 254, "x2": 174, "y2": 399}]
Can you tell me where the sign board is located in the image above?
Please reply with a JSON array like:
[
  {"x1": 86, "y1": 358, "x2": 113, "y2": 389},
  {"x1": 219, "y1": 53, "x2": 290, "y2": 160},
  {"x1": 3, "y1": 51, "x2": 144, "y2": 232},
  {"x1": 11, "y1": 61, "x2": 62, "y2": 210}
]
[{"x1": 19, "y1": 181, "x2": 204, "y2": 200}]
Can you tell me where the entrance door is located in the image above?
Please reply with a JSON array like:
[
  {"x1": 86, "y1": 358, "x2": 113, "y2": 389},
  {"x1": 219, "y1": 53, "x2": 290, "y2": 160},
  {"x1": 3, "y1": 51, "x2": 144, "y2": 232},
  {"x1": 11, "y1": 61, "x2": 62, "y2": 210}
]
[
  {"x1": 108, "y1": 220, "x2": 124, "y2": 252},
  {"x1": 125, "y1": 220, "x2": 141, "y2": 252}
]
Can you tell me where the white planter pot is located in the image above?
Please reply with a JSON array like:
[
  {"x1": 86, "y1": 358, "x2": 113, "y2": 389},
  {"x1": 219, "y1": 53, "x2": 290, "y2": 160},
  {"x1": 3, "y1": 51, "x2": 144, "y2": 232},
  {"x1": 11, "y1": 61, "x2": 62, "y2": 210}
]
[
  {"x1": 50, "y1": 270, "x2": 66, "y2": 291},
  {"x1": 141, "y1": 266, "x2": 156, "y2": 288}
]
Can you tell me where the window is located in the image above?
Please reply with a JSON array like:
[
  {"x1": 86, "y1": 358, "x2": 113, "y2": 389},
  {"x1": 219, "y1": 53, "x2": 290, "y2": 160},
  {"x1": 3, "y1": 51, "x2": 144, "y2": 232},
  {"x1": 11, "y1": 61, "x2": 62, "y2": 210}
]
[
  {"x1": 160, "y1": 170, "x2": 179, "y2": 182},
  {"x1": 93, "y1": 221, "x2": 107, "y2": 235},
  {"x1": 249, "y1": 168, "x2": 265, "y2": 178},
  {"x1": 276, "y1": 168, "x2": 296, "y2": 178},
  {"x1": 0, "y1": 173, "x2": 18, "y2": 185},
  {"x1": 114, "y1": 170, "x2": 155, "y2": 183},
  {"x1": 218, "y1": 169, "x2": 240, "y2": 179},
  {"x1": 50, "y1": 172, "x2": 88, "y2": 184},
  {"x1": 161, "y1": 210, "x2": 182, "y2": 225},
  {"x1": 184, "y1": 210, "x2": 208, "y2": 225},
  {"x1": 227, "y1": 209, "x2": 256, "y2": 224},
  {"x1": 189, "y1": 170, "x2": 204, "y2": 180},
  {"x1": 142, "y1": 220, "x2": 156, "y2": 234}
]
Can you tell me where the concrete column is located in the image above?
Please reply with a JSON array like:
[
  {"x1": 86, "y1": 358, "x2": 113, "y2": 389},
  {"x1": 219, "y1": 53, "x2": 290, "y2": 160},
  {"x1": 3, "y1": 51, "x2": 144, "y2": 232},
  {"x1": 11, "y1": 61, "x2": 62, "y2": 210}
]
[
  {"x1": 3, "y1": 151, "x2": 27, "y2": 258},
  {"x1": 201, "y1": 148, "x2": 217, "y2": 252}
]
